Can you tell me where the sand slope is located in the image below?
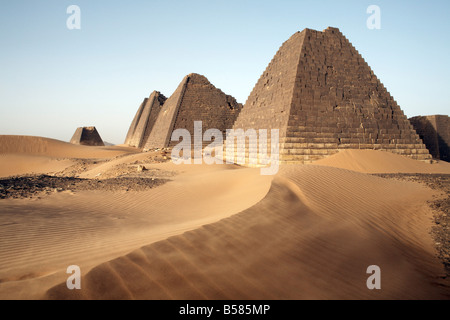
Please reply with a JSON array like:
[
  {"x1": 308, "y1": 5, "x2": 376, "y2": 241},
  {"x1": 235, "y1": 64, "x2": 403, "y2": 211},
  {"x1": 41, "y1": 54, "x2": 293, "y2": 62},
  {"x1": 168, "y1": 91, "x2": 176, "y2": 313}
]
[
  {"x1": 46, "y1": 165, "x2": 449, "y2": 300},
  {"x1": 0, "y1": 154, "x2": 75, "y2": 178},
  {"x1": 0, "y1": 164, "x2": 272, "y2": 299},
  {"x1": 313, "y1": 149, "x2": 450, "y2": 174},
  {"x1": 0, "y1": 135, "x2": 138, "y2": 178},
  {"x1": 1, "y1": 139, "x2": 449, "y2": 300},
  {"x1": 0, "y1": 135, "x2": 136, "y2": 159}
]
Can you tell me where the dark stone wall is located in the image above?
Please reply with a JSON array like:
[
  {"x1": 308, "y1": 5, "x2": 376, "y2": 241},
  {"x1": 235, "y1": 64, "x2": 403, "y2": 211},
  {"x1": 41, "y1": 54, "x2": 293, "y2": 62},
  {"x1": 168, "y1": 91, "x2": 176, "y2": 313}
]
[
  {"x1": 410, "y1": 115, "x2": 450, "y2": 162},
  {"x1": 144, "y1": 77, "x2": 190, "y2": 149},
  {"x1": 169, "y1": 74, "x2": 242, "y2": 147},
  {"x1": 232, "y1": 31, "x2": 306, "y2": 140},
  {"x1": 70, "y1": 127, "x2": 104, "y2": 146},
  {"x1": 143, "y1": 73, "x2": 242, "y2": 150},
  {"x1": 435, "y1": 115, "x2": 450, "y2": 162}
]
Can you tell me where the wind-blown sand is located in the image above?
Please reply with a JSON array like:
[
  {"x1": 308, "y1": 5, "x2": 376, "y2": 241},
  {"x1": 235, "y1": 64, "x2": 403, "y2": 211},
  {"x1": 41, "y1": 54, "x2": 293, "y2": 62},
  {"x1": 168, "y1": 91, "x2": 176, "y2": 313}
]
[
  {"x1": 0, "y1": 136, "x2": 449, "y2": 299},
  {"x1": 0, "y1": 136, "x2": 272, "y2": 299},
  {"x1": 314, "y1": 149, "x2": 450, "y2": 174},
  {"x1": 45, "y1": 165, "x2": 449, "y2": 300}
]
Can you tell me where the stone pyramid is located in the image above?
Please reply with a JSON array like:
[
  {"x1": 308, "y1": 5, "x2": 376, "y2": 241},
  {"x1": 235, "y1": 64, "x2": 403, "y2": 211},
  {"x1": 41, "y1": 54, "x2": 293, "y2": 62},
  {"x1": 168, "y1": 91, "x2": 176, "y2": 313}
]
[
  {"x1": 410, "y1": 115, "x2": 449, "y2": 162},
  {"x1": 229, "y1": 27, "x2": 431, "y2": 164},
  {"x1": 70, "y1": 126, "x2": 104, "y2": 146},
  {"x1": 125, "y1": 91, "x2": 167, "y2": 148},
  {"x1": 125, "y1": 73, "x2": 242, "y2": 150}
]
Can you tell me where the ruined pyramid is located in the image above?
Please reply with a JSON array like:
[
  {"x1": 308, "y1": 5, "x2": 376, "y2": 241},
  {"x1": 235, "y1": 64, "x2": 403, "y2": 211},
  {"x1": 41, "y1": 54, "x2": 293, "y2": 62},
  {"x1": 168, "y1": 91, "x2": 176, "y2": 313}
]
[
  {"x1": 70, "y1": 126, "x2": 105, "y2": 146},
  {"x1": 410, "y1": 115, "x2": 449, "y2": 162},
  {"x1": 125, "y1": 73, "x2": 242, "y2": 150},
  {"x1": 229, "y1": 27, "x2": 431, "y2": 164}
]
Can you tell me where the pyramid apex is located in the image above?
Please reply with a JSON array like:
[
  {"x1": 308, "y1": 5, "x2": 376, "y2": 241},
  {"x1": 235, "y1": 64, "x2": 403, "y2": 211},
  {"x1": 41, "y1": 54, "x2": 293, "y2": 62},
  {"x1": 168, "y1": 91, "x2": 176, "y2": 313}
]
[
  {"x1": 296, "y1": 27, "x2": 341, "y2": 36},
  {"x1": 185, "y1": 73, "x2": 211, "y2": 85},
  {"x1": 324, "y1": 26, "x2": 341, "y2": 33},
  {"x1": 149, "y1": 90, "x2": 165, "y2": 96},
  {"x1": 149, "y1": 90, "x2": 167, "y2": 103},
  {"x1": 185, "y1": 72, "x2": 203, "y2": 78}
]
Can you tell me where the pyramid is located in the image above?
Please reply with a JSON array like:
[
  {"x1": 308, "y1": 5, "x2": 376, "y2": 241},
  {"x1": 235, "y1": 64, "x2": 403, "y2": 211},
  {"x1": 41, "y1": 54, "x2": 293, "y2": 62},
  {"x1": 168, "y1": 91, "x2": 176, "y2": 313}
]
[
  {"x1": 124, "y1": 91, "x2": 167, "y2": 148},
  {"x1": 70, "y1": 126, "x2": 104, "y2": 146},
  {"x1": 125, "y1": 73, "x2": 242, "y2": 150},
  {"x1": 229, "y1": 27, "x2": 431, "y2": 164},
  {"x1": 410, "y1": 115, "x2": 449, "y2": 162}
]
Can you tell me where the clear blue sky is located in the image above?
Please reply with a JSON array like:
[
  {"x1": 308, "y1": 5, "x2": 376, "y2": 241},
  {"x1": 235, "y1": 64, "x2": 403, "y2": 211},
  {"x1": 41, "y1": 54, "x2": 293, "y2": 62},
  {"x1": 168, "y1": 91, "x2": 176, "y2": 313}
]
[{"x1": 1, "y1": 0, "x2": 449, "y2": 144}]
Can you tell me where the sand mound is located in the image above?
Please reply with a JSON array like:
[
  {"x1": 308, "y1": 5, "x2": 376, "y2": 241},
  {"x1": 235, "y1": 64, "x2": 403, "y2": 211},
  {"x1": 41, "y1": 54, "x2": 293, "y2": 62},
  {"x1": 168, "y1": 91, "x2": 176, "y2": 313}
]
[
  {"x1": 77, "y1": 151, "x2": 172, "y2": 180},
  {"x1": 313, "y1": 149, "x2": 450, "y2": 174},
  {"x1": 0, "y1": 164, "x2": 272, "y2": 299},
  {"x1": 0, "y1": 135, "x2": 136, "y2": 159},
  {"x1": 45, "y1": 165, "x2": 449, "y2": 300},
  {"x1": 1, "y1": 135, "x2": 449, "y2": 299},
  {"x1": 0, "y1": 154, "x2": 75, "y2": 178}
]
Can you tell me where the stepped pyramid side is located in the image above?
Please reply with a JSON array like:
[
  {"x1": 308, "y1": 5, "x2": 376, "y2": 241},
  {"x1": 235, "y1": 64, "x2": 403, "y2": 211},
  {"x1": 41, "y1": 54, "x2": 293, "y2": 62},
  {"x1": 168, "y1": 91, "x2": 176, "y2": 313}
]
[
  {"x1": 231, "y1": 31, "x2": 307, "y2": 140},
  {"x1": 410, "y1": 115, "x2": 450, "y2": 162},
  {"x1": 143, "y1": 73, "x2": 242, "y2": 150},
  {"x1": 70, "y1": 126, "x2": 104, "y2": 146},
  {"x1": 125, "y1": 91, "x2": 167, "y2": 148},
  {"x1": 168, "y1": 74, "x2": 242, "y2": 148},
  {"x1": 229, "y1": 27, "x2": 431, "y2": 164},
  {"x1": 144, "y1": 76, "x2": 190, "y2": 149}
]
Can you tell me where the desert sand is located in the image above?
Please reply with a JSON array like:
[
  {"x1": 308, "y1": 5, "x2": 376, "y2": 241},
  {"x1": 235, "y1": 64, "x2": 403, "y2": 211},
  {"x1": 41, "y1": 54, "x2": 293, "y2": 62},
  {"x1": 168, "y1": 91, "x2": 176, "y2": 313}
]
[
  {"x1": 314, "y1": 149, "x2": 450, "y2": 174},
  {"x1": 0, "y1": 136, "x2": 449, "y2": 299}
]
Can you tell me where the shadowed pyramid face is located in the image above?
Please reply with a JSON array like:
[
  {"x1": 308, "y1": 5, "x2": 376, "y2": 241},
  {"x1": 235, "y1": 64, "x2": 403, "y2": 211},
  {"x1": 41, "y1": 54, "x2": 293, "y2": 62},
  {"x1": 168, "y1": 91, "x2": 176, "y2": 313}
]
[
  {"x1": 124, "y1": 92, "x2": 167, "y2": 149},
  {"x1": 230, "y1": 27, "x2": 431, "y2": 164},
  {"x1": 409, "y1": 115, "x2": 450, "y2": 162},
  {"x1": 70, "y1": 126, "x2": 105, "y2": 147}
]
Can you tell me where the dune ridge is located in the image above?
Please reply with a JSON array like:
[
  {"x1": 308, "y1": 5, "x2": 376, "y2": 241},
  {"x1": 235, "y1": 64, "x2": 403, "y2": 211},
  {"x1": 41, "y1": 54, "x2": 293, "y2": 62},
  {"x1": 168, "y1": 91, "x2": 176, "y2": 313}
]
[
  {"x1": 0, "y1": 164, "x2": 272, "y2": 299},
  {"x1": 313, "y1": 149, "x2": 450, "y2": 174},
  {"x1": 45, "y1": 165, "x2": 449, "y2": 300},
  {"x1": 0, "y1": 135, "x2": 136, "y2": 159},
  {"x1": 0, "y1": 135, "x2": 139, "y2": 178},
  {"x1": 1, "y1": 135, "x2": 449, "y2": 299},
  {"x1": 0, "y1": 154, "x2": 75, "y2": 178}
]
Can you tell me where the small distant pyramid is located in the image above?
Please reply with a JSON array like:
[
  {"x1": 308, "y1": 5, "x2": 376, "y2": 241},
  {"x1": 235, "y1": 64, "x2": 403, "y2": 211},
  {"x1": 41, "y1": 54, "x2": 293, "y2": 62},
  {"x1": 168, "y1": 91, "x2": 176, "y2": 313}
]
[
  {"x1": 410, "y1": 115, "x2": 449, "y2": 162},
  {"x1": 70, "y1": 126, "x2": 105, "y2": 146},
  {"x1": 125, "y1": 73, "x2": 242, "y2": 150},
  {"x1": 228, "y1": 27, "x2": 431, "y2": 164}
]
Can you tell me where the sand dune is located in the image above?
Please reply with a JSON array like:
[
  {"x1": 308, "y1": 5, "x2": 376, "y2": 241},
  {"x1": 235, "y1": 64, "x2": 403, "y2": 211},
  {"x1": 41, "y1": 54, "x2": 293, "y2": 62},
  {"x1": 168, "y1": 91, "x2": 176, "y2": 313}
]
[
  {"x1": 0, "y1": 135, "x2": 136, "y2": 159},
  {"x1": 0, "y1": 135, "x2": 138, "y2": 178},
  {"x1": 313, "y1": 149, "x2": 450, "y2": 174},
  {"x1": 0, "y1": 154, "x2": 75, "y2": 178},
  {"x1": 0, "y1": 163, "x2": 272, "y2": 299},
  {"x1": 46, "y1": 164, "x2": 449, "y2": 300},
  {"x1": 0, "y1": 139, "x2": 449, "y2": 300},
  {"x1": 78, "y1": 152, "x2": 173, "y2": 180}
]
